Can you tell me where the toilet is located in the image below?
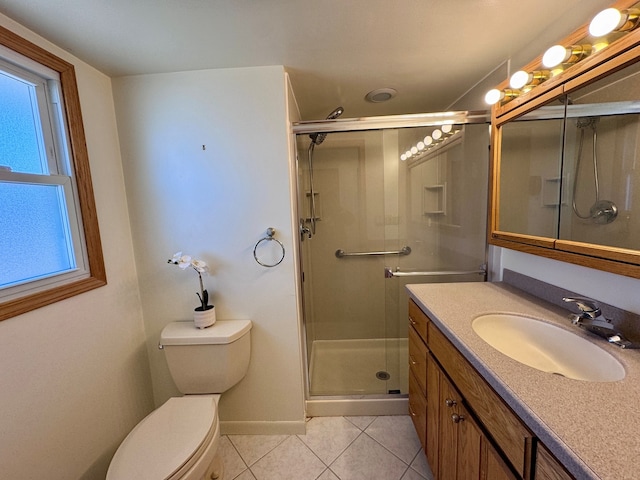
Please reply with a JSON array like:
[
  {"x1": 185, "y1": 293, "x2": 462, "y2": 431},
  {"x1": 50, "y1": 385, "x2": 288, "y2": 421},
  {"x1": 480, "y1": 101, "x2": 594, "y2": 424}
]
[{"x1": 106, "y1": 319, "x2": 252, "y2": 480}]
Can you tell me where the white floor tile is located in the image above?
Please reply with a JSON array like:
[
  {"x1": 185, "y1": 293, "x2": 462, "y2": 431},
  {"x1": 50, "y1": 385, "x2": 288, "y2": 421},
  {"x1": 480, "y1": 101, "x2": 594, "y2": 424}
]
[
  {"x1": 401, "y1": 467, "x2": 427, "y2": 480},
  {"x1": 298, "y1": 416, "x2": 361, "y2": 465},
  {"x1": 234, "y1": 470, "x2": 258, "y2": 480},
  {"x1": 330, "y1": 433, "x2": 409, "y2": 480},
  {"x1": 409, "y1": 450, "x2": 434, "y2": 480},
  {"x1": 250, "y1": 436, "x2": 326, "y2": 480},
  {"x1": 217, "y1": 436, "x2": 248, "y2": 480},
  {"x1": 228, "y1": 434, "x2": 289, "y2": 466},
  {"x1": 317, "y1": 469, "x2": 340, "y2": 480},
  {"x1": 344, "y1": 415, "x2": 376, "y2": 431},
  {"x1": 364, "y1": 415, "x2": 422, "y2": 464}
]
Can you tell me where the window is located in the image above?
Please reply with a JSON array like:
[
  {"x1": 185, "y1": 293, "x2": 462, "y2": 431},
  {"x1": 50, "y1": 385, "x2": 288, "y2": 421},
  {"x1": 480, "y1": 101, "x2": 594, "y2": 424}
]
[{"x1": 0, "y1": 26, "x2": 105, "y2": 320}]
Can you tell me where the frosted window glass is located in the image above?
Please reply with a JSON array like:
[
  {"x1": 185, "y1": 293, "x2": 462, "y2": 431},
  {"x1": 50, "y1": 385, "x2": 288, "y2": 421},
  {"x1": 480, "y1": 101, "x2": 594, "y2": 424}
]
[
  {"x1": 0, "y1": 182, "x2": 75, "y2": 287},
  {"x1": 0, "y1": 72, "x2": 46, "y2": 174}
]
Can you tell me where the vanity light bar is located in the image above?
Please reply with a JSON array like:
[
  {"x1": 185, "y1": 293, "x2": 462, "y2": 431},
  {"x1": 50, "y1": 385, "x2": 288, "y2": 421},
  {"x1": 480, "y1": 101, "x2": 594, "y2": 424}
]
[
  {"x1": 484, "y1": 3, "x2": 640, "y2": 106},
  {"x1": 400, "y1": 124, "x2": 459, "y2": 161}
]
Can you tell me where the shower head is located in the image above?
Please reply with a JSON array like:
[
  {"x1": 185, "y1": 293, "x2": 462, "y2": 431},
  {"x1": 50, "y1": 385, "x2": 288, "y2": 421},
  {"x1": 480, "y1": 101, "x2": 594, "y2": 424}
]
[
  {"x1": 310, "y1": 106, "x2": 344, "y2": 145},
  {"x1": 577, "y1": 116, "x2": 599, "y2": 129},
  {"x1": 325, "y1": 106, "x2": 344, "y2": 120}
]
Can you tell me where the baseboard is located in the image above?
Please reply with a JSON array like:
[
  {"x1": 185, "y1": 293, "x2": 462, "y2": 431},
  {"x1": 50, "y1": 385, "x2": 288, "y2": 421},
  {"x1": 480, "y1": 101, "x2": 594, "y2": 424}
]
[{"x1": 220, "y1": 420, "x2": 306, "y2": 435}]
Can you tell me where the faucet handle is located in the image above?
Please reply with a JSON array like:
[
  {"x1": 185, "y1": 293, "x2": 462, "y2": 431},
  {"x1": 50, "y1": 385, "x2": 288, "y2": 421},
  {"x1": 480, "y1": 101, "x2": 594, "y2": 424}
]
[{"x1": 562, "y1": 296, "x2": 602, "y2": 318}]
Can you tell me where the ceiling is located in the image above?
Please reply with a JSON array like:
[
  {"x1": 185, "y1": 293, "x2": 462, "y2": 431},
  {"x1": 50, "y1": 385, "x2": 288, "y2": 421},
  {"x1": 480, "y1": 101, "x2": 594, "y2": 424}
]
[{"x1": 0, "y1": 0, "x2": 614, "y2": 120}]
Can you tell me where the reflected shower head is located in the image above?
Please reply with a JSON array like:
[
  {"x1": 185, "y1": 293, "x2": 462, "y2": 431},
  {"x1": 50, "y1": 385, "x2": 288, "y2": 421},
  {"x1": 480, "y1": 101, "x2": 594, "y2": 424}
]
[{"x1": 310, "y1": 106, "x2": 344, "y2": 145}]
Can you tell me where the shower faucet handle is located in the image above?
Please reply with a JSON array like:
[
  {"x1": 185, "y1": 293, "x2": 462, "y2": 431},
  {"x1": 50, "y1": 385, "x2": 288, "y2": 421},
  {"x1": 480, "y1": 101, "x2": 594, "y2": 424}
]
[{"x1": 299, "y1": 219, "x2": 312, "y2": 240}]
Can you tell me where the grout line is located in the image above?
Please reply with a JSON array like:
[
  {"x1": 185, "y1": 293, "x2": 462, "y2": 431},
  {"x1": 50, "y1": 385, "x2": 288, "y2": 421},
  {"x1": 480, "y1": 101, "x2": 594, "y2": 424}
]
[{"x1": 227, "y1": 433, "x2": 290, "y2": 468}]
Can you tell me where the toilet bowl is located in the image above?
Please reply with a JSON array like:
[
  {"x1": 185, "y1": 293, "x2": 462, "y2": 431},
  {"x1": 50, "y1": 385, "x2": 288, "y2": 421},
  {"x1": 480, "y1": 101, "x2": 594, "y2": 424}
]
[
  {"x1": 106, "y1": 320, "x2": 252, "y2": 480},
  {"x1": 107, "y1": 395, "x2": 221, "y2": 480}
]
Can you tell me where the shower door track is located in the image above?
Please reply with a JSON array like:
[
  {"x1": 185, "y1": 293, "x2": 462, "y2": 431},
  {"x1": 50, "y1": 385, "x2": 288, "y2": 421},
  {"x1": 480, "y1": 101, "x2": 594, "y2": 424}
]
[{"x1": 292, "y1": 111, "x2": 490, "y2": 135}]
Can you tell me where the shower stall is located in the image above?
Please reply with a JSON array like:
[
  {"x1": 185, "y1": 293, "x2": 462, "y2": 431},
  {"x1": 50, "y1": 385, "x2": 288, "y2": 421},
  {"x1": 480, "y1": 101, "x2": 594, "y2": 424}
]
[{"x1": 293, "y1": 112, "x2": 490, "y2": 415}]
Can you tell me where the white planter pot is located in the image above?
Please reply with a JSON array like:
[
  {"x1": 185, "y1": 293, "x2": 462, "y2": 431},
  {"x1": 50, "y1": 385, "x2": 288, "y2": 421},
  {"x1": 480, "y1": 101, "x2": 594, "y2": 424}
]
[{"x1": 193, "y1": 306, "x2": 216, "y2": 329}]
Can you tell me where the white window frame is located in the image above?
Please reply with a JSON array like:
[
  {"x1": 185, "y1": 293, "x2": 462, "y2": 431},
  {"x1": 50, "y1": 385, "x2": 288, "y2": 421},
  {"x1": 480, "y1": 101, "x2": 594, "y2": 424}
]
[{"x1": 0, "y1": 26, "x2": 105, "y2": 321}]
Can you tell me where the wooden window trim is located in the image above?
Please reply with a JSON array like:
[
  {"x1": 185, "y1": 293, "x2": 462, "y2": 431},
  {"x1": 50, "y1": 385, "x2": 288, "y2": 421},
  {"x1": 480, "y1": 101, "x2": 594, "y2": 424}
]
[{"x1": 0, "y1": 25, "x2": 106, "y2": 321}]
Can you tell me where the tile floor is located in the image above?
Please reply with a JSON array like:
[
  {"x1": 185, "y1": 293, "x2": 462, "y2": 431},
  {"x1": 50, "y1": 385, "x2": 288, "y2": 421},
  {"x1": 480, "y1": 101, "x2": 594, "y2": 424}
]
[{"x1": 218, "y1": 415, "x2": 435, "y2": 480}]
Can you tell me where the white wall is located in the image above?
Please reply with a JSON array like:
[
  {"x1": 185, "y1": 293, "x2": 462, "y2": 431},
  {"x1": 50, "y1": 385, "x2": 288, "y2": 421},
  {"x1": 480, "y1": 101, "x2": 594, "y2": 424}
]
[
  {"x1": 0, "y1": 14, "x2": 154, "y2": 480},
  {"x1": 112, "y1": 66, "x2": 306, "y2": 434}
]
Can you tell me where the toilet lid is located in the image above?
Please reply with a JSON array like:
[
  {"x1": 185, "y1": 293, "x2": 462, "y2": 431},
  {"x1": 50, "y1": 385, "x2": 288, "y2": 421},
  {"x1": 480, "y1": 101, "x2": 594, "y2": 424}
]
[{"x1": 107, "y1": 396, "x2": 217, "y2": 480}]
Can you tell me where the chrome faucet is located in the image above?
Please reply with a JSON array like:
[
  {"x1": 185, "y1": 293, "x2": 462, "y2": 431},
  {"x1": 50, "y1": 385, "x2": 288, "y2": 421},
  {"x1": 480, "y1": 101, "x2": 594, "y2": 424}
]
[{"x1": 563, "y1": 296, "x2": 640, "y2": 349}]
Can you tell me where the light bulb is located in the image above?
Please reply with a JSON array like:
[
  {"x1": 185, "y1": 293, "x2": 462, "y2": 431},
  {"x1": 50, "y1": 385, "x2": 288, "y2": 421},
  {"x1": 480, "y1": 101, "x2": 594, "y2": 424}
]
[
  {"x1": 543, "y1": 45, "x2": 591, "y2": 68},
  {"x1": 411, "y1": 146, "x2": 418, "y2": 155},
  {"x1": 432, "y1": 129, "x2": 442, "y2": 141},
  {"x1": 417, "y1": 141, "x2": 425, "y2": 151},
  {"x1": 400, "y1": 153, "x2": 407, "y2": 161},
  {"x1": 441, "y1": 124, "x2": 453, "y2": 135},
  {"x1": 484, "y1": 89, "x2": 503, "y2": 105},
  {"x1": 542, "y1": 45, "x2": 569, "y2": 68},
  {"x1": 590, "y1": 8, "x2": 623, "y2": 37},
  {"x1": 405, "y1": 150, "x2": 412, "y2": 158},
  {"x1": 424, "y1": 136, "x2": 433, "y2": 146},
  {"x1": 510, "y1": 71, "x2": 531, "y2": 89}
]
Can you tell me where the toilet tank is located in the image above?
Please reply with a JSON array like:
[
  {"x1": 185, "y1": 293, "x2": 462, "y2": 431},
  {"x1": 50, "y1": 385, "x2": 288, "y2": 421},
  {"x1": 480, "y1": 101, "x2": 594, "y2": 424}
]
[{"x1": 160, "y1": 320, "x2": 252, "y2": 394}]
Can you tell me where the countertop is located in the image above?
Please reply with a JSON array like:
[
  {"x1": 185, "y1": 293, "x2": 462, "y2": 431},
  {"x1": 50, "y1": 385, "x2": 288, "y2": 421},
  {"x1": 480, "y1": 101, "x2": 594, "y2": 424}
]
[{"x1": 407, "y1": 281, "x2": 640, "y2": 480}]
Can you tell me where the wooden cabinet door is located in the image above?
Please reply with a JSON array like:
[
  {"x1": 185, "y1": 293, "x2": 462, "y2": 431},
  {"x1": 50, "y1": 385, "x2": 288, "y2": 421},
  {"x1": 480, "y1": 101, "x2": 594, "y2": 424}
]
[
  {"x1": 439, "y1": 373, "x2": 482, "y2": 480},
  {"x1": 426, "y1": 354, "x2": 440, "y2": 478},
  {"x1": 482, "y1": 440, "x2": 518, "y2": 480},
  {"x1": 409, "y1": 369, "x2": 427, "y2": 448}
]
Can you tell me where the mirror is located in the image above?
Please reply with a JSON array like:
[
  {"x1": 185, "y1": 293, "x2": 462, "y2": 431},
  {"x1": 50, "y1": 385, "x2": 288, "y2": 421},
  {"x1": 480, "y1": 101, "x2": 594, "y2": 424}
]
[
  {"x1": 498, "y1": 105, "x2": 565, "y2": 240},
  {"x1": 492, "y1": 50, "x2": 640, "y2": 277},
  {"x1": 560, "y1": 61, "x2": 640, "y2": 251}
]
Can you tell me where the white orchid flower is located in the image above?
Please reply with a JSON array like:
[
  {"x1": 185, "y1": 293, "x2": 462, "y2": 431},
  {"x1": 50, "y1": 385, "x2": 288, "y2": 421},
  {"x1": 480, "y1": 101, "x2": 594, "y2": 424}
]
[
  {"x1": 168, "y1": 251, "x2": 213, "y2": 311},
  {"x1": 191, "y1": 259, "x2": 208, "y2": 273}
]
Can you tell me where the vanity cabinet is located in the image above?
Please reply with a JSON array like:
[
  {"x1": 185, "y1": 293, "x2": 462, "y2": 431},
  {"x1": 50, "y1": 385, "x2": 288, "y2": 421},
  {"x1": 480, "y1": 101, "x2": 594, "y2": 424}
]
[{"x1": 408, "y1": 299, "x2": 540, "y2": 480}]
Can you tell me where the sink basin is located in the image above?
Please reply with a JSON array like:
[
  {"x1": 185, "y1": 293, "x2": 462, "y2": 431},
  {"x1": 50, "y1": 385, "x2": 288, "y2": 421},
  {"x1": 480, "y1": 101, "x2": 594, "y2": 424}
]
[{"x1": 472, "y1": 314, "x2": 625, "y2": 382}]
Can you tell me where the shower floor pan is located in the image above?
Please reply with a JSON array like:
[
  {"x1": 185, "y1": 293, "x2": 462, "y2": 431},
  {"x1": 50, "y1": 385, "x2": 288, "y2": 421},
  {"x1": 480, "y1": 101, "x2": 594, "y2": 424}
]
[{"x1": 307, "y1": 338, "x2": 408, "y2": 416}]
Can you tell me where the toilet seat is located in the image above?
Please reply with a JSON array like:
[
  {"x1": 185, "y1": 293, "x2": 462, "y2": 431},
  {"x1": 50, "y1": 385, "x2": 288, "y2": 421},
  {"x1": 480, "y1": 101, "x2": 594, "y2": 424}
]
[{"x1": 106, "y1": 395, "x2": 218, "y2": 480}]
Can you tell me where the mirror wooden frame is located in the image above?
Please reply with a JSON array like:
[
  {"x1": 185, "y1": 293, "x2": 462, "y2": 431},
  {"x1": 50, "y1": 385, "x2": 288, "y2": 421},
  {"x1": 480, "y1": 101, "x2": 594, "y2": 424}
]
[{"x1": 489, "y1": 0, "x2": 640, "y2": 279}]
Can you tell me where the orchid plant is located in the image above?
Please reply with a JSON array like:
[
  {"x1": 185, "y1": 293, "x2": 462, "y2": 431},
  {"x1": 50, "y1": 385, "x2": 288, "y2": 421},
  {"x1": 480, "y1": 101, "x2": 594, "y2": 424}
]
[{"x1": 168, "y1": 252, "x2": 212, "y2": 311}]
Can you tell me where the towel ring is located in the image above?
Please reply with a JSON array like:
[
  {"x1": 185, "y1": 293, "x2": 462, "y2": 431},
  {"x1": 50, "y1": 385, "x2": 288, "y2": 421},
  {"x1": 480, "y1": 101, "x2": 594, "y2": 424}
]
[{"x1": 254, "y1": 227, "x2": 285, "y2": 267}]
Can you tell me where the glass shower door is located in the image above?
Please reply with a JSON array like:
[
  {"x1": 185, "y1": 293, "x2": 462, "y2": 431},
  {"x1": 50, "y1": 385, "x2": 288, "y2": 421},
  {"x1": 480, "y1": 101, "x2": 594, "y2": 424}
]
[
  {"x1": 383, "y1": 122, "x2": 489, "y2": 397},
  {"x1": 297, "y1": 118, "x2": 489, "y2": 399}
]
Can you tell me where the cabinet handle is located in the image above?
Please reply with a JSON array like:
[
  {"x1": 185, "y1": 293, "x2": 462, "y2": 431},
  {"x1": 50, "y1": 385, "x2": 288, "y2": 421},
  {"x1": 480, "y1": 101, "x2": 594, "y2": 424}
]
[
  {"x1": 451, "y1": 414, "x2": 465, "y2": 424},
  {"x1": 409, "y1": 355, "x2": 418, "y2": 366},
  {"x1": 409, "y1": 405, "x2": 417, "y2": 417},
  {"x1": 409, "y1": 316, "x2": 417, "y2": 326},
  {"x1": 445, "y1": 398, "x2": 457, "y2": 407}
]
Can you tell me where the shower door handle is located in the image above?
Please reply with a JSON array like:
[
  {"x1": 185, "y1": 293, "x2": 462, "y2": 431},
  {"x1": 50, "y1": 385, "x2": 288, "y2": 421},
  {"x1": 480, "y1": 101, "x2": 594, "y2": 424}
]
[
  {"x1": 335, "y1": 246, "x2": 411, "y2": 258},
  {"x1": 384, "y1": 265, "x2": 487, "y2": 278}
]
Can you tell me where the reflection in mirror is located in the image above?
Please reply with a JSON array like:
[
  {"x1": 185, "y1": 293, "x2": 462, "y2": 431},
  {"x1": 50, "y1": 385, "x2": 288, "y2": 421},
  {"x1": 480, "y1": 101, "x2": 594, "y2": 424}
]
[
  {"x1": 498, "y1": 104, "x2": 565, "y2": 238},
  {"x1": 561, "y1": 60, "x2": 640, "y2": 250}
]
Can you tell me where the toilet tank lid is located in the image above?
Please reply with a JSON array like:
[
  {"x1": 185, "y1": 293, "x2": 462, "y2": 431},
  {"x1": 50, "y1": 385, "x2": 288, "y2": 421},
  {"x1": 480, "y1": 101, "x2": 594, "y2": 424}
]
[{"x1": 161, "y1": 319, "x2": 252, "y2": 346}]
